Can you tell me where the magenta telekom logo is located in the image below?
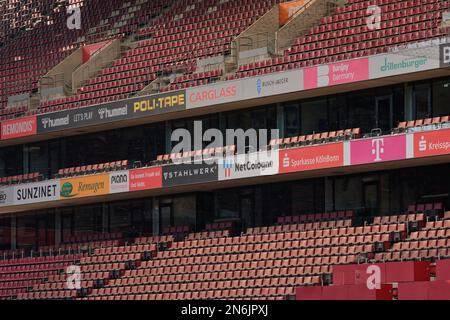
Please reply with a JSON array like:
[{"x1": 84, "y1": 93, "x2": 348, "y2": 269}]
[
  {"x1": 371, "y1": 138, "x2": 385, "y2": 162},
  {"x1": 350, "y1": 135, "x2": 406, "y2": 165}
]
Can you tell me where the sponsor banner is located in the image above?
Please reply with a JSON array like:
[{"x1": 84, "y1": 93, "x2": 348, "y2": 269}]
[
  {"x1": 37, "y1": 90, "x2": 186, "y2": 134},
  {"x1": 186, "y1": 70, "x2": 303, "y2": 109},
  {"x1": 186, "y1": 82, "x2": 241, "y2": 109},
  {"x1": 131, "y1": 90, "x2": 185, "y2": 117},
  {"x1": 441, "y1": 43, "x2": 450, "y2": 68},
  {"x1": 60, "y1": 174, "x2": 109, "y2": 199},
  {"x1": 37, "y1": 104, "x2": 130, "y2": 133},
  {"x1": 129, "y1": 167, "x2": 162, "y2": 192},
  {"x1": 219, "y1": 151, "x2": 279, "y2": 180},
  {"x1": 245, "y1": 70, "x2": 303, "y2": 100},
  {"x1": 162, "y1": 162, "x2": 218, "y2": 187},
  {"x1": 109, "y1": 171, "x2": 130, "y2": 194},
  {"x1": 0, "y1": 116, "x2": 37, "y2": 140},
  {"x1": 414, "y1": 128, "x2": 450, "y2": 158},
  {"x1": 0, "y1": 186, "x2": 13, "y2": 207},
  {"x1": 304, "y1": 58, "x2": 369, "y2": 89},
  {"x1": 279, "y1": 143, "x2": 344, "y2": 174},
  {"x1": 279, "y1": 0, "x2": 305, "y2": 26},
  {"x1": 369, "y1": 54, "x2": 440, "y2": 79},
  {"x1": 13, "y1": 180, "x2": 60, "y2": 205},
  {"x1": 350, "y1": 135, "x2": 406, "y2": 165}
]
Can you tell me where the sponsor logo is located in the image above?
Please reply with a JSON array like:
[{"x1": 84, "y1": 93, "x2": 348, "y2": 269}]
[
  {"x1": 188, "y1": 85, "x2": 237, "y2": 104},
  {"x1": 0, "y1": 191, "x2": 7, "y2": 203},
  {"x1": 223, "y1": 159, "x2": 233, "y2": 178},
  {"x1": 256, "y1": 79, "x2": 262, "y2": 95},
  {"x1": 305, "y1": 59, "x2": 369, "y2": 89},
  {"x1": 414, "y1": 129, "x2": 450, "y2": 157},
  {"x1": 41, "y1": 115, "x2": 70, "y2": 129},
  {"x1": 110, "y1": 171, "x2": 130, "y2": 193},
  {"x1": 282, "y1": 152, "x2": 340, "y2": 168},
  {"x1": 441, "y1": 44, "x2": 450, "y2": 68},
  {"x1": 98, "y1": 106, "x2": 128, "y2": 120},
  {"x1": 234, "y1": 160, "x2": 274, "y2": 172},
  {"x1": 371, "y1": 138, "x2": 385, "y2": 162},
  {"x1": 60, "y1": 175, "x2": 109, "y2": 199},
  {"x1": 279, "y1": 144, "x2": 343, "y2": 174},
  {"x1": 162, "y1": 163, "x2": 218, "y2": 187},
  {"x1": 133, "y1": 92, "x2": 185, "y2": 113},
  {"x1": 350, "y1": 135, "x2": 406, "y2": 165},
  {"x1": 60, "y1": 182, "x2": 75, "y2": 198},
  {"x1": 73, "y1": 111, "x2": 93, "y2": 123},
  {"x1": 129, "y1": 167, "x2": 162, "y2": 191},
  {"x1": 0, "y1": 116, "x2": 37, "y2": 140},
  {"x1": 13, "y1": 181, "x2": 60, "y2": 205},
  {"x1": 380, "y1": 57, "x2": 428, "y2": 73},
  {"x1": 163, "y1": 166, "x2": 216, "y2": 180},
  {"x1": 16, "y1": 184, "x2": 59, "y2": 201},
  {"x1": 255, "y1": 77, "x2": 289, "y2": 96}
]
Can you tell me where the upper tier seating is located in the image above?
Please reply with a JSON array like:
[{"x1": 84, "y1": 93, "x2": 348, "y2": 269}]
[
  {"x1": 35, "y1": 0, "x2": 283, "y2": 115},
  {"x1": 0, "y1": 0, "x2": 168, "y2": 116},
  {"x1": 2, "y1": 0, "x2": 449, "y2": 121},
  {"x1": 231, "y1": 0, "x2": 450, "y2": 80}
]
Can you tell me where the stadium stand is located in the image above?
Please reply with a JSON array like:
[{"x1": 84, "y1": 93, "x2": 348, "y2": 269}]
[{"x1": 1, "y1": 0, "x2": 450, "y2": 302}]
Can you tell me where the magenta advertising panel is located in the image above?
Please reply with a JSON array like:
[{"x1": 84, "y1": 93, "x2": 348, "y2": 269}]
[
  {"x1": 304, "y1": 58, "x2": 369, "y2": 90},
  {"x1": 350, "y1": 135, "x2": 407, "y2": 165}
]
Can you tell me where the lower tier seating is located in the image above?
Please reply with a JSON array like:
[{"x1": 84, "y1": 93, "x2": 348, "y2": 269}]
[{"x1": 1, "y1": 209, "x2": 449, "y2": 300}]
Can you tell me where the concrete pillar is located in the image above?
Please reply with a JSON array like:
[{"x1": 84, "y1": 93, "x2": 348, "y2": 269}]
[
  {"x1": 405, "y1": 84, "x2": 413, "y2": 121},
  {"x1": 10, "y1": 215, "x2": 16, "y2": 250},
  {"x1": 152, "y1": 198, "x2": 160, "y2": 236},
  {"x1": 102, "y1": 203, "x2": 109, "y2": 233},
  {"x1": 55, "y1": 210, "x2": 61, "y2": 246}
]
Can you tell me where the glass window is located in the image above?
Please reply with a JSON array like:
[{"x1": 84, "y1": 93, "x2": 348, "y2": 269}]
[
  {"x1": 414, "y1": 84, "x2": 431, "y2": 119},
  {"x1": 284, "y1": 103, "x2": 300, "y2": 137},
  {"x1": 432, "y1": 78, "x2": 450, "y2": 117},
  {"x1": 300, "y1": 98, "x2": 328, "y2": 134}
]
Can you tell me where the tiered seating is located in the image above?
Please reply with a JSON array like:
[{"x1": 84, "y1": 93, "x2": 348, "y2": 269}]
[
  {"x1": 56, "y1": 160, "x2": 128, "y2": 178},
  {"x1": 374, "y1": 215, "x2": 450, "y2": 262},
  {"x1": 269, "y1": 129, "x2": 361, "y2": 149},
  {"x1": 81, "y1": 216, "x2": 409, "y2": 300},
  {"x1": 36, "y1": 0, "x2": 282, "y2": 113},
  {"x1": 0, "y1": 0, "x2": 139, "y2": 114},
  {"x1": 18, "y1": 242, "x2": 158, "y2": 300},
  {"x1": 373, "y1": 213, "x2": 426, "y2": 225},
  {"x1": 233, "y1": 0, "x2": 450, "y2": 79},
  {"x1": 186, "y1": 230, "x2": 231, "y2": 241},
  {"x1": 0, "y1": 254, "x2": 85, "y2": 300},
  {"x1": 0, "y1": 172, "x2": 41, "y2": 186},
  {"x1": 155, "y1": 145, "x2": 236, "y2": 164},
  {"x1": 277, "y1": 211, "x2": 354, "y2": 225},
  {"x1": 162, "y1": 69, "x2": 224, "y2": 92}
]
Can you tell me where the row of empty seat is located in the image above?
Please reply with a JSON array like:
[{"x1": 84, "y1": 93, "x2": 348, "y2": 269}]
[
  {"x1": 56, "y1": 160, "x2": 129, "y2": 178},
  {"x1": 269, "y1": 128, "x2": 362, "y2": 149},
  {"x1": 0, "y1": 172, "x2": 41, "y2": 186}
]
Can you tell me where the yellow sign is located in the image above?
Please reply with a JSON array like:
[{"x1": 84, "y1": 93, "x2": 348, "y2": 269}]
[
  {"x1": 133, "y1": 92, "x2": 185, "y2": 113},
  {"x1": 60, "y1": 174, "x2": 110, "y2": 199}
]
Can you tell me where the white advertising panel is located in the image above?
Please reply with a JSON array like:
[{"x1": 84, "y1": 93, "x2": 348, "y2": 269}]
[
  {"x1": 219, "y1": 150, "x2": 279, "y2": 181},
  {"x1": 0, "y1": 186, "x2": 13, "y2": 207},
  {"x1": 13, "y1": 180, "x2": 60, "y2": 205},
  {"x1": 109, "y1": 170, "x2": 130, "y2": 194}
]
